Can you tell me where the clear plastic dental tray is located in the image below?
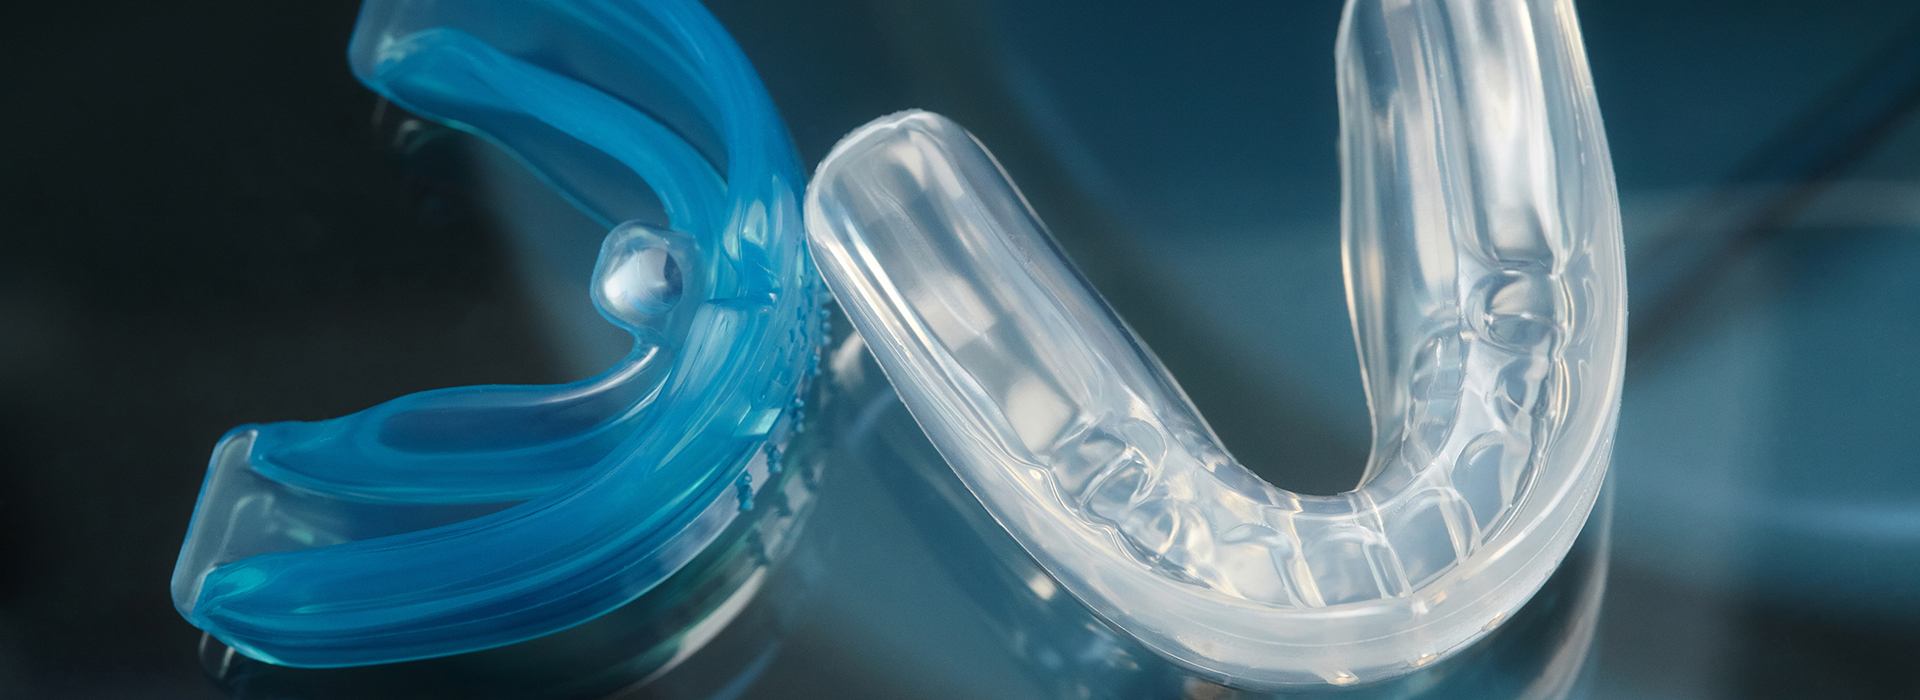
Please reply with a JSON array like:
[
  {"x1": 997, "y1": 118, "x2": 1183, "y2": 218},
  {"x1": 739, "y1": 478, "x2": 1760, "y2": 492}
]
[{"x1": 803, "y1": 0, "x2": 1625, "y2": 688}]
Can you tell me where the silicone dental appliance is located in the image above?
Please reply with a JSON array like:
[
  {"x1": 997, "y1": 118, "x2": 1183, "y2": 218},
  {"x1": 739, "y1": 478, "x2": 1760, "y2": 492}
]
[
  {"x1": 171, "y1": 0, "x2": 821, "y2": 667},
  {"x1": 805, "y1": 0, "x2": 1623, "y2": 688}
]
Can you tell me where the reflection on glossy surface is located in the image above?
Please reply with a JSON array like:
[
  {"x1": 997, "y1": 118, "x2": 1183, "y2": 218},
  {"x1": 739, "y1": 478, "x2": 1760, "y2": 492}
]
[
  {"x1": 8, "y1": 0, "x2": 1920, "y2": 697},
  {"x1": 194, "y1": 327, "x2": 1608, "y2": 699},
  {"x1": 198, "y1": 373, "x2": 830, "y2": 700},
  {"x1": 825, "y1": 331, "x2": 1613, "y2": 700}
]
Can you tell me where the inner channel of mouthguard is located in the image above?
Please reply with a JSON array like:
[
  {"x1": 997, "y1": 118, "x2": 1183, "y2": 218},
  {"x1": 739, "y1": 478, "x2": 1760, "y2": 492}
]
[
  {"x1": 169, "y1": 0, "x2": 821, "y2": 668},
  {"x1": 803, "y1": 0, "x2": 1623, "y2": 688}
]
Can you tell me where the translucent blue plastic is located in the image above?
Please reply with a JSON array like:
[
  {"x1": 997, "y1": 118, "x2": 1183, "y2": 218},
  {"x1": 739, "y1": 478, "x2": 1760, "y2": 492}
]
[{"x1": 170, "y1": 0, "x2": 822, "y2": 668}]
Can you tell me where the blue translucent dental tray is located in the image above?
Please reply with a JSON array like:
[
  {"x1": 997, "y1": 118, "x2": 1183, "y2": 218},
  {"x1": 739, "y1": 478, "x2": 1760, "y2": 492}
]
[{"x1": 170, "y1": 0, "x2": 822, "y2": 668}]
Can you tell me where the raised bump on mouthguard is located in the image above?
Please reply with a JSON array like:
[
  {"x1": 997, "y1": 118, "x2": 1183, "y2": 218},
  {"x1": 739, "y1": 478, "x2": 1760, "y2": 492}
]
[
  {"x1": 170, "y1": 0, "x2": 821, "y2": 667},
  {"x1": 802, "y1": 0, "x2": 1623, "y2": 687}
]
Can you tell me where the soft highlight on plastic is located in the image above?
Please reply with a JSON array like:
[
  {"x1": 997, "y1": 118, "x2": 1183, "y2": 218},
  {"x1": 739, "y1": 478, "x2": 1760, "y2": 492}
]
[
  {"x1": 803, "y1": 0, "x2": 1623, "y2": 688},
  {"x1": 170, "y1": 0, "x2": 821, "y2": 667}
]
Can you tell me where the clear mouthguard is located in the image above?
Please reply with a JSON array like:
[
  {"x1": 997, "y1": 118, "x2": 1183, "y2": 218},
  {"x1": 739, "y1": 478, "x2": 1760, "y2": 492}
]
[
  {"x1": 803, "y1": 0, "x2": 1624, "y2": 688},
  {"x1": 170, "y1": 0, "x2": 821, "y2": 667}
]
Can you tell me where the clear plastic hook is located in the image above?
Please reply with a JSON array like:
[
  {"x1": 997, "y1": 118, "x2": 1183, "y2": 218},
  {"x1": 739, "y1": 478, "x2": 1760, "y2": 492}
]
[{"x1": 804, "y1": 0, "x2": 1623, "y2": 688}]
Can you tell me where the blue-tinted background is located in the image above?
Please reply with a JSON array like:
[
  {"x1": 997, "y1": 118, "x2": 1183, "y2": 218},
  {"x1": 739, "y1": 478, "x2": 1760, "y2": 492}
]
[{"x1": 2, "y1": 0, "x2": 1918, "y2": 697}]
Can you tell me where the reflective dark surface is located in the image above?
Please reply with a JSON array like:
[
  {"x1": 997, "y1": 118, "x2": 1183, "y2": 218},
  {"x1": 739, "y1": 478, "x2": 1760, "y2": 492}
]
[
  {"x1": 173, "y1": 323, "x2": 1614, "y2": 700},
  {"x1": 4, "y1": 1, "x2": 1920, "y2": 698}
]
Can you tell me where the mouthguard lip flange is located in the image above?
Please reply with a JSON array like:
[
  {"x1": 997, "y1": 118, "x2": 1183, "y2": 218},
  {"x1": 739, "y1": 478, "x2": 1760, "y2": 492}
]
[
  {"x1": 802, "y1": 0, "x2": 1623, "y2": 688},
  {"x1": 170, "y1": 0, "x2": 823, "y2": 668}
]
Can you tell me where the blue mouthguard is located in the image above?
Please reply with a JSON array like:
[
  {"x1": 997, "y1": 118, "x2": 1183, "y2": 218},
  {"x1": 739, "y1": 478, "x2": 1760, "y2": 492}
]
[{"x1": 170, "y1": 0, "x2": 822, "y2": 668}]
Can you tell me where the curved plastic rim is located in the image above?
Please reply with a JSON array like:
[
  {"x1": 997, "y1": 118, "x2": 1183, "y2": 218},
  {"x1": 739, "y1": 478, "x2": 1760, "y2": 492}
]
[
  {"x1": 802, "y1": 0, "x2": 1622, "y2": 688},
  {"x1": 170, "y1": 0, "x2": 821, "y2": 667}
]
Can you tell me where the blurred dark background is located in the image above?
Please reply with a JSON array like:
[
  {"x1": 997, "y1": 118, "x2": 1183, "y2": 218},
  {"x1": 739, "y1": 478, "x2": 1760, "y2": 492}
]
[{"x1": 4, "y1": 0, "x2": 1920, "y2": 698}]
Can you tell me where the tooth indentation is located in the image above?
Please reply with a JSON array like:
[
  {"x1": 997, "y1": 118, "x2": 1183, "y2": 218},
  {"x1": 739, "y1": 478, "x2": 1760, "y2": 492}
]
[{"x1": 806, "y1": 0, "x2": 1625, "y2": 678}]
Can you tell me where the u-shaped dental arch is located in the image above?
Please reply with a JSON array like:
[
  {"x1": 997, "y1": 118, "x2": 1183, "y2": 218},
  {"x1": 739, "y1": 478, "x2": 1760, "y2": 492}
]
[
  {"x1": 169, "y1": 0, "x2": 822, "y2": 668},
  {"x1": 803, "y1": 0, "x2": 1624, "y2": 688}
]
